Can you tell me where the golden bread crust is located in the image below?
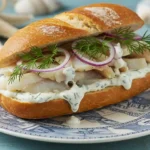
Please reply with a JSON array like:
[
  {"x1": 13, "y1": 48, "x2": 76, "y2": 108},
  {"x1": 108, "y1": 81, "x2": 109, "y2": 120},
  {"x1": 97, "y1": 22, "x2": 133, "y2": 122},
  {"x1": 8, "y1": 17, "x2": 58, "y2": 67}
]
[
  {"x1": 0, "y1": 3, "x2": 144, "y2": 67},
  {"x1": 1, "y1": 73, "x2": 150, "y2": 119},
  {"x1": 71, "y1": 3, "x2": 144, "y2": 31}
]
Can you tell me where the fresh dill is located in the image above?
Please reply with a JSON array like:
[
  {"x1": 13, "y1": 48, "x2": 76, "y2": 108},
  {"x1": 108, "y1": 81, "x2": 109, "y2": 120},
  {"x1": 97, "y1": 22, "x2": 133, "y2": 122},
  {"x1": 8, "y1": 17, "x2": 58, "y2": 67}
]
[
  {"x1": 38, "y1": 45, "x2": 58, "y2": 69},
  {"x1": 73, "y1": 28, "x2": 150, "y2": 59},
  {"x1": 105, "y1": 27, "x2": 150, "y2": 54},
  {"x1": 73, "y1": 37, "x2": 109, "y2": 59},
  {"x1": 8, "y1": 65, "x2": 24, "y2": 84},
  {"x1": 8, "y1": 44, "x2": 58, "y2": 84}
]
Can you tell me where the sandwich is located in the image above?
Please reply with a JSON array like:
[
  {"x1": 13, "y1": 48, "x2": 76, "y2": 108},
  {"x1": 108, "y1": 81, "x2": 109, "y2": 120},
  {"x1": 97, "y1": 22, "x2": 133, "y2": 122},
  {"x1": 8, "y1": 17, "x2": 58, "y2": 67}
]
[{"x1": 0, "y1": 3, "x2": 150, "y2": 119}]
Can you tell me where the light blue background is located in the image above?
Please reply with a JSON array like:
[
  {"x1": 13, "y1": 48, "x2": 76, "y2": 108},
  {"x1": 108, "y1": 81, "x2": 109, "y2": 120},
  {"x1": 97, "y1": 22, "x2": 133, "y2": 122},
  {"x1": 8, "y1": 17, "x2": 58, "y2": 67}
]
[{"x1": 1, "y1": 0, "x2": 150, "y2": 150}]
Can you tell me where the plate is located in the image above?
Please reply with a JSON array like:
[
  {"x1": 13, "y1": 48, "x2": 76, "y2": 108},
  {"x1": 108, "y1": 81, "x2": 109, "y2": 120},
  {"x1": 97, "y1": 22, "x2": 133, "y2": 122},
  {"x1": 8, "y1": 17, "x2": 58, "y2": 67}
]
[{"x1": 0, "y1": 90, "x2": 150, "y2": 143}]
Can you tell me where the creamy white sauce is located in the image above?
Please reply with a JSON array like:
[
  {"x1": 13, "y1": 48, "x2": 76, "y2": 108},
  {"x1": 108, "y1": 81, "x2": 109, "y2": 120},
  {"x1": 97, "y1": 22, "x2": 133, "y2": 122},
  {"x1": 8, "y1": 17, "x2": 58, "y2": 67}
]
[
  {"x1": 64, "y1": 116, "x2": 81, "y2": 125},
  {"x1": 1, "y1": 65, "x2": 150, "y2": 112}
]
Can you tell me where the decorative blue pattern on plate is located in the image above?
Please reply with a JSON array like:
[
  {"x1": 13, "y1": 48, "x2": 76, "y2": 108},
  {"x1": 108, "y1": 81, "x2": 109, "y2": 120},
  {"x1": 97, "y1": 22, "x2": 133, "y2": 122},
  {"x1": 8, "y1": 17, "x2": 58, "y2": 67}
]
[{"x1": 1, "y1": 90, "x2": 150, "y2": 143}]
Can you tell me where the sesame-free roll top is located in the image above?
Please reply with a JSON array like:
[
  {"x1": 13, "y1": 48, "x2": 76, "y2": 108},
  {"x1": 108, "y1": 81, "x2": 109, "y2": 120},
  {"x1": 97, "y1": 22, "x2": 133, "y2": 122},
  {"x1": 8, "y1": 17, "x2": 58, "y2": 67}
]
[{"x1": 55, "y1": 3, "x2": 144, "y2": 33}]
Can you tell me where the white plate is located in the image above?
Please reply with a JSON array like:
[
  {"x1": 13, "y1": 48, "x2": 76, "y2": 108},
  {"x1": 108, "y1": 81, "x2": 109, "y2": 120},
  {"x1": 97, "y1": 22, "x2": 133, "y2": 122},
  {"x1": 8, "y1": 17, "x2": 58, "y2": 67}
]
[{"x1": 0, "y1": 90, "x2": 150, "y2": 143}]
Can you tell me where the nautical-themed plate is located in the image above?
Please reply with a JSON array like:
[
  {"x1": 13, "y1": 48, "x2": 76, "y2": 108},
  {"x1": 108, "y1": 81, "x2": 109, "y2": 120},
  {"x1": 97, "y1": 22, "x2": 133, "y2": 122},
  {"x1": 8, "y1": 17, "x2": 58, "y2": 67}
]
[{"x1": 0, "y1": 90, "x2": 150, "y2": 143}]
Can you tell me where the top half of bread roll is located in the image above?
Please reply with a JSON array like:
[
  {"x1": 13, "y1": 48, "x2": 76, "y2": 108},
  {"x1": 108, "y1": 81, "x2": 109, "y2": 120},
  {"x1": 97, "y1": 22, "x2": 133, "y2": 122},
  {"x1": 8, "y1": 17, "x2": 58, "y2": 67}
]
[{"x1": 0, "y1": 3, "x2": 144, "y2": 67}]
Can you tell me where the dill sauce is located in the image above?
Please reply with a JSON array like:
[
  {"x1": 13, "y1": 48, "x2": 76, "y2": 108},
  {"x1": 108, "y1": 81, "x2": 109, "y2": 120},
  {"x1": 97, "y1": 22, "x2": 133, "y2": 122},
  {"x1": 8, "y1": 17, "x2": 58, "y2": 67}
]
[{"x1": 0, "y1": 65, "x2": 150, "y2": 112}]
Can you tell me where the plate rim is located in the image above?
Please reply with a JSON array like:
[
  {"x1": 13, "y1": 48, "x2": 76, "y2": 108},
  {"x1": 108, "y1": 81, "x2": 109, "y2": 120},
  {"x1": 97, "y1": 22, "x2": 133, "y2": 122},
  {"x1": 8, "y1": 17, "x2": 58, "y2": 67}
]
[{"x1": 0, "y1": 127, "x2": 149, "y2": 144}]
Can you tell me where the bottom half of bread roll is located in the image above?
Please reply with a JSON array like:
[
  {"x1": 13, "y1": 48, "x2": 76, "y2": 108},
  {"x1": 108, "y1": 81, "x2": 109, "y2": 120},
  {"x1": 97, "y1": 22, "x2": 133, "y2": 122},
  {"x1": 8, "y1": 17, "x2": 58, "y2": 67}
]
[{"x1": 0, "y1": 71, "x2": 150, "y2": 119}]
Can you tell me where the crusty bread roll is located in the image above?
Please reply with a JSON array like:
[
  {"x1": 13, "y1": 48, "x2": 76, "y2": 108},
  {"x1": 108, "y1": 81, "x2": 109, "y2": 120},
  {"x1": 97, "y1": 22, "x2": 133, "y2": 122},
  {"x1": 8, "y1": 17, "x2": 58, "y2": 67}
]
[{"x1": 0, "y1": 3, "x2": 146, "y2": 119}]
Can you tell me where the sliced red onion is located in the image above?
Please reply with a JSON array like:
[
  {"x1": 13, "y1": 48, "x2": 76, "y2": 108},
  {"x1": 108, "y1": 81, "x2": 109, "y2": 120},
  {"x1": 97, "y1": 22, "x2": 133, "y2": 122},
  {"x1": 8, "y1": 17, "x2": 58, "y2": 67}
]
[
  {"x1": 103, "y1": 33, "x2": 119, "y2": 39},
  {"x1": 134, "y1": 34, "x2": 142, "y2": 41},
  {"x1": 24, "y1": 48, "x2": 70, "y2": 73},
  {"x1": 72, "y1": 41, "x2": 115, "y2": 67}
]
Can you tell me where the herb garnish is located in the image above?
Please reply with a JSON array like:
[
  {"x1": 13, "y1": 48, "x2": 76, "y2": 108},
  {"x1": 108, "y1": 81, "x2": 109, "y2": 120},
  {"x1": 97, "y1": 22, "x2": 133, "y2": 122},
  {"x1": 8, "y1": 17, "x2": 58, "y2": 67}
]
[
  {"x1": 73, "y1": 27, "x2": 150, "y2": 60},
  {"x1": 9, "y1": 44, "x2": 58, "y2": 84},
  {"x1": 73, "y1": 37, "x2": 109, "y2": 59},
  {"x1": 104, "y1": 27, "x2": 150, "y2": 54}
]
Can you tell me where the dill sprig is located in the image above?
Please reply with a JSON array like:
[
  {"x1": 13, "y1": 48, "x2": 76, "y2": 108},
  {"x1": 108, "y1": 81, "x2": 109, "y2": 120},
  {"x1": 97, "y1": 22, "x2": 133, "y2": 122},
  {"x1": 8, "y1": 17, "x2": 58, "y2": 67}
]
[
  {"x1": 73, "y1": 28, "x2": 150, "y2": 59},
  {"x1": 8, "y1": 44, "x2": 58, "y2": 84},
  {"x1": 73, "y1": 37, "x2": 109, "y2": 59},
  {"x1": 113, "y1": 27, "x2": 135, "y2": 39},
  {"x1": 141, "y1": 30, "x2": 150, "y2": 45},
  {"x1": 38, "y1": 45, "x2": 58, "y2": 69},
  {"x1": 8, "y1": 65, "x2": 24, "y2": 84},
  {"x1": 105, "y1": 27, "x2": 150, "y2": 54}
]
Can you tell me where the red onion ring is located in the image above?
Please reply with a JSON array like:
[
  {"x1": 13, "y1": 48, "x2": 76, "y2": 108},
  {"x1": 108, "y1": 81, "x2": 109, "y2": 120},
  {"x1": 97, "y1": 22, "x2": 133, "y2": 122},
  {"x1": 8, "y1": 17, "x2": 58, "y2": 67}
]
[
  {"x1": 72, "y1": 41, "x2": 115, "y2": 67},
  {"x1": 24, "y1": 48, "x2": 70, "y2": 73}
]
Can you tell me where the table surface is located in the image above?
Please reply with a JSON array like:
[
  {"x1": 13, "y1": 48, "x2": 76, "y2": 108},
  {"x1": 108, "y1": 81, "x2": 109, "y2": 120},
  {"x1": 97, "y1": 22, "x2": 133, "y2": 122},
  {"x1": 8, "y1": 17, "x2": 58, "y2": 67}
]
[{"x1": 1, "y1": 0, "x2": 150, "y2": 150}]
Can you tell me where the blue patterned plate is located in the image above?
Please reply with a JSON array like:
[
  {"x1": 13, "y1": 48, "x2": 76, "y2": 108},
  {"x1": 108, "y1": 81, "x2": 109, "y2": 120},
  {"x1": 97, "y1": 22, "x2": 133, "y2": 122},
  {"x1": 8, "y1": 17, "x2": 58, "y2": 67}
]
[{"x1": 0, "y1": 90, "x2": 150, "y2": 143}]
